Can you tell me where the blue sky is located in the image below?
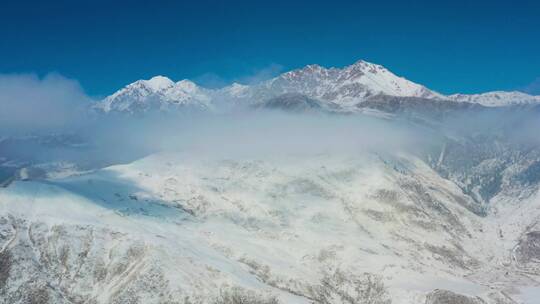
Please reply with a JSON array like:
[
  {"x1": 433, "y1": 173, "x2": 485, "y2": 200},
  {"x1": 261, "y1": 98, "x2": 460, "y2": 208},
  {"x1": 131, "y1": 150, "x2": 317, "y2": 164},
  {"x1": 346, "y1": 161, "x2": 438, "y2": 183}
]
[{"x1": 1, "y1": 0, "x2": 539, "y2": 97}]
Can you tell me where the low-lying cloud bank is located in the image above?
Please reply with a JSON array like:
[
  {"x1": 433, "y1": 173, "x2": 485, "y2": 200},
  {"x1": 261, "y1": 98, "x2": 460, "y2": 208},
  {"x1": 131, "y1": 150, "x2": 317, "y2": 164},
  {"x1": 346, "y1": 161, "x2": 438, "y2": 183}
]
[
  {"x1": 87, "y1": 112, "x2": 432, "y2": 159},
  {"x1": 0, "y1": 73, "x2": 92, "y2": 135},
  {"x1": 1, "y1": 72, "x2": 539, "y2": 174}
]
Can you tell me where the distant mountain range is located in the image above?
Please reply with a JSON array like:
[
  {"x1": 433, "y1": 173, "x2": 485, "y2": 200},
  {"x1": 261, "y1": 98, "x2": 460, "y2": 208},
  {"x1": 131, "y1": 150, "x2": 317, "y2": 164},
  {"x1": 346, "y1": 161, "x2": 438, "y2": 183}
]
[{"x1": 94, "y1": 60, "x2": 540, "y2": 114}]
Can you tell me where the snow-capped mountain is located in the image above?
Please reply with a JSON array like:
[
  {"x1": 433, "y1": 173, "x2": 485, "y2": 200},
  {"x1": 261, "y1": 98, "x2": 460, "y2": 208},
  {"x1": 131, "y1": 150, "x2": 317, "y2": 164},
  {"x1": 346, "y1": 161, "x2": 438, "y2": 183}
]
[
  {"x1": 94, "y1": 76, "x2": 213, "y2": 113},
  {"x1": 3, "y1": 64, "x2": 540, "y2": 302},
  {"x1": 95, "y1": 60, "x2": 540, "y2": 114},
  {"x1": 246, "y1": 60, "x2": 445, "y2": 105},
  {"x1": 448, "y1": 91, "x2": 540, "y2": 107}
]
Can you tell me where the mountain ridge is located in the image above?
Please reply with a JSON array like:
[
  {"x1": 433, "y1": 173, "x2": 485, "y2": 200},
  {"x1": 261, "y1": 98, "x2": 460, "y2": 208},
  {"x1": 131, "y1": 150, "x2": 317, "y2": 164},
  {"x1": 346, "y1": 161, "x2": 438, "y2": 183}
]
[{"x1": 94, "y1": 60, "x2": 540, "y2": 114}]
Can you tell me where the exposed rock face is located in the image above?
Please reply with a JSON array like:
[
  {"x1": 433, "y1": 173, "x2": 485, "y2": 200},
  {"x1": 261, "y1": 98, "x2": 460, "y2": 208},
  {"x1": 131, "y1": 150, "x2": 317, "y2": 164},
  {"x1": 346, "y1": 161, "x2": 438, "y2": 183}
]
[
  {"x1": 516, "y1": 231, "x2": 540, "y2": 268},
  {"x1": 248, "y1": 61, "x2": 444, "y2": 105},
  {"x1": 256, "y1": 93, "x2": 325, "y2": 112},
  {"x1": 0, "y1": 216, "x2": 179, "y2": 304},
  {"x1": 426, "y1": 127, "x2": 540, "y2": 206},
  {"x1": 355, "y1": 97, "x2": 540, "y2": 208},
  {"x1": 358, "y1": 95, "x2": 481, "y2": 118},
  {"x1": 425, "y1": 290, "x2": 486, "y2": 304}
]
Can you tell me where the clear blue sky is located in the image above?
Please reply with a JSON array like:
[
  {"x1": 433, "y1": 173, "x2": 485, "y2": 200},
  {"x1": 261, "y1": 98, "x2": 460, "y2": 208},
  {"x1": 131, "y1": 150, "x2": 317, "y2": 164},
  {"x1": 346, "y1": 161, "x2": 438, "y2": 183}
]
[{"x1": 1, "y1": 0, "x2": 539, "y2": 97}]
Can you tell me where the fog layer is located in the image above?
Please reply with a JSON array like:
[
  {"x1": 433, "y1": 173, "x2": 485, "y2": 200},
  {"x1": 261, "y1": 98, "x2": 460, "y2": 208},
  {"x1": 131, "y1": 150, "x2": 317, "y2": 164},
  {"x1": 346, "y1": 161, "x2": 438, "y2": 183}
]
[{"x1": 1, "y1": 73, "x2": 539, "y2": 178}]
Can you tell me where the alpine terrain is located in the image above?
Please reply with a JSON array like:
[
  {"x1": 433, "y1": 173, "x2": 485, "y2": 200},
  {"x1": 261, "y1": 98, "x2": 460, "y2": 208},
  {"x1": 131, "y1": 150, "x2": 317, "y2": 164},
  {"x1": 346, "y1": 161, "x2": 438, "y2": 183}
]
[{"x1": 1, "y1": 60, "x2": 540, "y2": 304}]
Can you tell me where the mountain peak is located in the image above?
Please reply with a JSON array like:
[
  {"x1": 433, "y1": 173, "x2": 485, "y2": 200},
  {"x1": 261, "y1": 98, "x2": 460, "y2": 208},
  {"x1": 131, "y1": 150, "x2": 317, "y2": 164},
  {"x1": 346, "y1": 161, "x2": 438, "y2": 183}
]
[
  {"x1": 145, "y1": 76, "x2": 174, "y2": 91},
  {"x1": 303, "y1": 64, "x2": 324, "y2": 71},
  {"x1": 94, "y1": 76, "x2": 210, "y2": 113},
  {"x1": 264, "y1": 59, "x2": 443, "y2": 104},
  {"x1": 281, "y1": 64, "x2": 326, "y2": 79},
  {"x1": 95, "y1": 58, "x2": 540, "y2": 114},
  {"x1": 347, "y1": 60, "x2": 385, "y2": 73}
]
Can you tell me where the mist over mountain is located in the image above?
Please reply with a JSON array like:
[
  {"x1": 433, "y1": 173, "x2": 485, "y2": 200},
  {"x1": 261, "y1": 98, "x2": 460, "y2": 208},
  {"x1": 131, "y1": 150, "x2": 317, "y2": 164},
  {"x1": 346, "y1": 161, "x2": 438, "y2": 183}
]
[{"x1": 1, "y1": 59, "x2": 540, "y2": 304}]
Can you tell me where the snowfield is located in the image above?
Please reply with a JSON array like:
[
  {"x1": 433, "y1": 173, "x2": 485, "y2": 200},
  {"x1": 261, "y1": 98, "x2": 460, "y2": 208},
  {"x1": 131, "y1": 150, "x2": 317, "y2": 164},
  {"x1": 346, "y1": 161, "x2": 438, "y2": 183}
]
[{"x1": 1, "y1": 151, "x2": 539, "y2": 303}]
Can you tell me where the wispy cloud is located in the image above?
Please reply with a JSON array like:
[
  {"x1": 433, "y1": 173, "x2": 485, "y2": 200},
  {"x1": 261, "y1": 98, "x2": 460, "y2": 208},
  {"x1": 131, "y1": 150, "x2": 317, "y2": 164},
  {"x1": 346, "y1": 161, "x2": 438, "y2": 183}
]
[
  {"x1": 193, "y1": 63, "x2": 284, "y2": 88},
  {"x1": 0, "y1": 73, "x2": 92, "y2": 135},
  {"x1": 3, "y1": 71, "x2": 540, "y2": 174},
  {"x1": 234, "y1": 63, "x2": 284, "y2": 85},
  {"x1": 192, "y1": 72, "x2": 229, "y2": 89},
  {"x1": 518, "y1": 77, "x2": 540, "y2": 95}
]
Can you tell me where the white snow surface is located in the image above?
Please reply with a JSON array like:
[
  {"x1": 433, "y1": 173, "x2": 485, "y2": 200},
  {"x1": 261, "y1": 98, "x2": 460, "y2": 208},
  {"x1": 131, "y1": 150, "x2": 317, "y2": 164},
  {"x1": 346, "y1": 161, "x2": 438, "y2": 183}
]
[
  {"x1": 448, "y1": 91, "x2": 540, "y2": 107},
  {"x1": 94, "y1": 76, "x2": 213, "y2": 113},
  {"x1": 1, "y1": 151, "x2": 539, "y2": 303}
]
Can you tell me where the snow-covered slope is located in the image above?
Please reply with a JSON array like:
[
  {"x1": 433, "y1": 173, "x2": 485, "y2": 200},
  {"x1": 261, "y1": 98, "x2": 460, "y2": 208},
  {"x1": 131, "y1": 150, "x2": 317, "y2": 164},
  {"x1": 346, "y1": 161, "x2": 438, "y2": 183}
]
[
  {"x1": 448, "y1": 91, "x2": 540, "y2": 107},
  {"x1": 1, "y1": 151, "x2": 539, "y2": 303}
]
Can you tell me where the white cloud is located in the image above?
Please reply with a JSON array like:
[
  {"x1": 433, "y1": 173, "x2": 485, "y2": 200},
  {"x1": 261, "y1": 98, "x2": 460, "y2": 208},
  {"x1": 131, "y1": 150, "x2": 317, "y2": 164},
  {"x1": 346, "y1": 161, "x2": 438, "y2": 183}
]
[
  {"x1": 193, "y1": 63, "x2": 284, "y2": 88},
  {"x1": 0, "y1": 73, "x2": 92, "y2": 134},
  {"x1": 235, "y1": 63, "x2": 284, "y2": 85},
  {"x1": 520, "y1": 77, "x2": 540, "y2": 95}
]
